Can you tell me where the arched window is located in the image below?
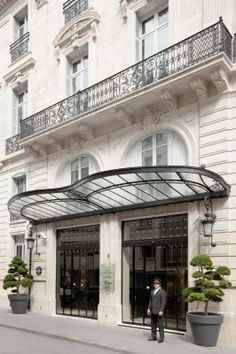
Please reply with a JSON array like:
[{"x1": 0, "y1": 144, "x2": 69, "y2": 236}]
[
  {"x1": 125, "y1": 130, "x2": 187, "y2": 167},
  {"x1": 64, "y1": 155, "x2": 99, "y2": 185}
]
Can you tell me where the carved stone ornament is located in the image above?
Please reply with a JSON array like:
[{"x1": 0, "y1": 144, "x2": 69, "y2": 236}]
[
  {"x1": 32, "y1": 143, "x2": 47, "y2": 156},
  {"x1": 24, "y1": 146, "x2": 39, "y2": 158},
  {"x1": 47, "y1": 137, "x2": 63, "y2": 150},
  {"x1": 115, "y1": 108, "x2": 132, "y2": 127},
  {"x1": 77, "y1": 124, "x2": 94, "y2": 141},
  {"x1": 0, "y1": 0, "x2": 15, "y2": 11},
  {"x1": 141, "y1": 109, "x2": 161, "y2": 131},
  {"x1": 64, "y1": 135, "x2": 84, "y2": 150},
  {"x1": 35, "y1": 0, "x2": 48, "y2": 9},
  {"x1": 183, "y1": 111, "x2": 195, "y2": 126},
  {"x1": 190, "y1": 77, "x2": 208, "y2": 101},
  {"x1": 210, "y1": 68, "x2": 229, "y2": 93},
  {"x1": 120, "y1": 0, "x2": 128, "y2": 22},
  {"x1": 160, "y1": 90, "x2": 178, "y2": 111},
  {"x1": 53, "y1": 10, "x2": 100, "y2": 50}
]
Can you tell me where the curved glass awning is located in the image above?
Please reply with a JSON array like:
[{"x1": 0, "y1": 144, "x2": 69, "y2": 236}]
[{"x1": 8, "y1": 166, "x2": 230, "y2": 224}]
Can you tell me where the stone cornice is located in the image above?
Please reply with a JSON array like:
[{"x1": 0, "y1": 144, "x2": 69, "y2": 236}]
[
  {"x1": 53, "y1": 8, "x2": 100, "y2": 49},
  {"x1": 3, "y1": 55, "x2": 35, "y2": 83}
]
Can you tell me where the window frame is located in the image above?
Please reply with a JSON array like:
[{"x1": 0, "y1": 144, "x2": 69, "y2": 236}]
[
  {"x1": 71, "y1": 54, "x2": 89, "y2": 94},
  {"x1": 71, "y1": 155, "x2": 90, "y2": 184},
  {"x1": 138, "y1": 4, "x2": 169, "y2": 60}
]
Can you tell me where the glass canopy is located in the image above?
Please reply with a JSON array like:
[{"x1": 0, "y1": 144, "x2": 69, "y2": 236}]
[{"x1": 8, "y1": 166, "x2": 230, "y2": 224}]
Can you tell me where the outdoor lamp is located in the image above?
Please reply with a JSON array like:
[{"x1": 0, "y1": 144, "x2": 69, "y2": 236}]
[
  {"x1": 26, "y1": 223, "x2": 35, "y2": 250},
  {"x1": 201, "y1": 198, "x2": 217, "y2": 247}
]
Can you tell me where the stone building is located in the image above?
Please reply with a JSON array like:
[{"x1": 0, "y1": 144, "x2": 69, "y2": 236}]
[{"x1": 0, "y1": 0, "x2": 236, "y2": 345}]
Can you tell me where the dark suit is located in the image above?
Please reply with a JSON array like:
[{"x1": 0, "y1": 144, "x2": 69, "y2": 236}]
[{"x1": 148, "y1": 288, "x2": 166, "y2": 340}]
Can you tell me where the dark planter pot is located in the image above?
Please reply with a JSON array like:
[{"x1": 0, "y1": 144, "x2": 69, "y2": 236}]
[
  {"x1": 187, "y1": 312, "x2": 223, "y2": 347},
  {"x1": 8, "y1": 294, "x2": 29, "y2": 314}
]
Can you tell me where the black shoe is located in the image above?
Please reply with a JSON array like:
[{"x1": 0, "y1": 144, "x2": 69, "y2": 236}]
[
  {"x1": 158, "y1": 339, "x2": 164, "y2": 343},
  {"x1": 148, "y1": 337, "x2": 156, "y2": 341}
]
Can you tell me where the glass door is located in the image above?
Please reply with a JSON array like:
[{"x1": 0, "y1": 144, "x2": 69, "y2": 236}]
[
  {"x1": 56, "y1": 225, "x2": 99, "y2": 319},
  {"x1": 122, "y1": 215, "x2": 188, "y2": 331}
]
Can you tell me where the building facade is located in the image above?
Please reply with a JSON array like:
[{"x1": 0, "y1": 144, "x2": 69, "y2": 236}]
[{"x1": 0, "y1": 0, "x2": 236, "y2": 344}]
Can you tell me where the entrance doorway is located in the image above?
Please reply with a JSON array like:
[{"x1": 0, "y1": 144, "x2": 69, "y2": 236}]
[
  {"x1": 122, "y1": 214, "x2": 188, "y2": 331},
  {"x1": 56, "y1": 225, "x2": 99, "y2": 319}
]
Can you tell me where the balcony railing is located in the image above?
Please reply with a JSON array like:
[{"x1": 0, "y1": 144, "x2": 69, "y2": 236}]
[
  {"x1": 5, "y1": 134, "x2": 23, "y2": 155},
  {"x1": 10, "y1": 32, "x2": 30, "y2": 62},
  {"x1": 4, "y1": 19, "x2": 232, "y2": 154},
  {"x1": 63, "y1": 0, "x2": 88, "y2": 23}
]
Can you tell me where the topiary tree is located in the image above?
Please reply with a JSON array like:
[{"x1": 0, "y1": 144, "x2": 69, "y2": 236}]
[
  {"x1": 2, "y1": 256, "x2": 33, "y2": 295},
  {"x1": 182, "y1": 254, "x2": 231, "y2": 315}
]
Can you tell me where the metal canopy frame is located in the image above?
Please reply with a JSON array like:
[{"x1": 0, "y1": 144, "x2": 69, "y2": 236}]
[{"x1": 8, "y1": 166, "x2": 230, "y2": 224}]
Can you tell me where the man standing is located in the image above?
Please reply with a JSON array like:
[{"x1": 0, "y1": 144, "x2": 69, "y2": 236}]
[{"x1": 147, "y1": 279, "x2": 166, "y2": 343}]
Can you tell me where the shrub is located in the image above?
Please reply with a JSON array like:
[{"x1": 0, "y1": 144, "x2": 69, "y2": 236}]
[
  {"x1": 2, "y1": 256, "x2": 33, "y2": 295},
  {"x1": 182, "y1": 254, "x2": 231, "y2": 315}
]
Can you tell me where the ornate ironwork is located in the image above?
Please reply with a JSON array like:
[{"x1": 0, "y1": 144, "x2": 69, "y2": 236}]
[
  {"x1": 10, "y1": 32, "x2": 29, "y2": 62},
  {"x1": 18, "y1": 19, "x2": 232, "y2": 140},
  {"x1": 63, "y1": 0, "x2": 88, "y2": 23},
  {"x1": 5, "y1": 134, "x2": 23, "y2": 155}
]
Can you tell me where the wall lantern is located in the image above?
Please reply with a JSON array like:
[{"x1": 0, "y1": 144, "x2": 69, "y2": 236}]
[
  {"x1": 26, "y1": 223, "x2": 35, "y2": 250},
  {"x1": 201, "y1": 198, "x2": 217, "y2": 247}
]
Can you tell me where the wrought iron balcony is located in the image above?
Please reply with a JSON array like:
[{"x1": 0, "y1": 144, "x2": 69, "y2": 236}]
[
  {"x1": 5, "y1": 134, "x2": 23, "y2": 155},
  {"x1": 10, "y1": 32, "x2": 30, "y2": 62},
  {"x1": 4, "y1": 18, "x2": 232, "y2": 154},
  {"x1": 63, "y1": 0, "x2": 88, "y2": 23}
]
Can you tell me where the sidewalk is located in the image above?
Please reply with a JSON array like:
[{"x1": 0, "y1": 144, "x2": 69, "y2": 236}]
[{"x1": 0, "y1": 308, "x2": 235, "y2": 354}]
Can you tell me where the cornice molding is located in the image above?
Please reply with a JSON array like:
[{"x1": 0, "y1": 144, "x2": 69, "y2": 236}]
[
  {"x1": 53, "y1": 9, "x2": 100, "y2": 49},
  {"x1": 3, "y1": 56, "x2": 35, "y2": 84}
]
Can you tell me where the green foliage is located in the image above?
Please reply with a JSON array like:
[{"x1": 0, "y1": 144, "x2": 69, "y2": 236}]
[
  {"x1": 190, "y1": 254, "x2": 212, "y2": 268},
  {"x1": 2, "y1": 256, "x2": 34, "y2": 295},
  {"x1": 183, "y1": 254, "x2": 231, "y2": 315}
]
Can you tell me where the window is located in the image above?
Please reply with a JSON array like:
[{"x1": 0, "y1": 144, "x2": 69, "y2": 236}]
[
  {"x1": 70, "y1": 55, "x2": 88, "y2": 94},
  {"x1": 71, "y1": 156, "x2": 89, "y2": 183},
  {"x1": 13, "y1": 175, "x2": 26, "y2": 194},
  {"x1": 18, "y1": 16, "x2": 28, "y2": 38},
  {"x1": 139, "y1": 6, "x2": 168, "y2": 60},
  {"x1": 13, "y1": 7, "x2": 28, "y2": 41},
  {"x1": 142, "y1": 132, "x2": 168, "y2": 166},
  {"x1": 61, "y1": 154, "x2": 99, "y2": 186},
  {"x1": 12, "y1": 82, "x2": 28, "y2": 134},
  {"x1": 13, "y1": 235, "x2": 25, "y2": 260},
  {"x1": 124, "y1": 130, "x2": 187, "y2": 167}
]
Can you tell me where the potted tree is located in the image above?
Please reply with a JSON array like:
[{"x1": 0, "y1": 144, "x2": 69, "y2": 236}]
[
  {"x1": 182, "y1": 254, "x2": 231, "y2": 347},
  {"x1": 2, "y1": 256, "x2": 34, "y2": 314}
]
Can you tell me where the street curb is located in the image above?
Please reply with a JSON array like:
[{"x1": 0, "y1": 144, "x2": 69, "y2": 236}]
[{"x1": 0, "y1": 323, "x2": 141, "y2": 354}]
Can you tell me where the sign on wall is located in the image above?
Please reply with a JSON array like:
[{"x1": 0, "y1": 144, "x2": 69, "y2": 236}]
[{"x1": 100, "y1": 263, "x2": 115, "y2": 292}]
